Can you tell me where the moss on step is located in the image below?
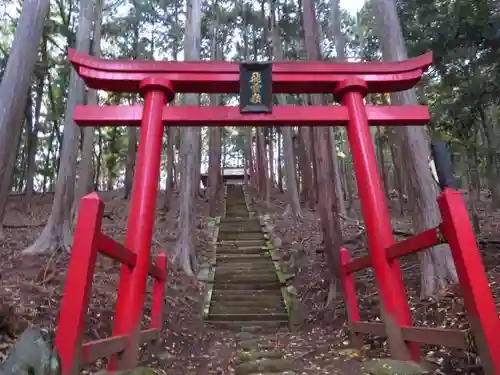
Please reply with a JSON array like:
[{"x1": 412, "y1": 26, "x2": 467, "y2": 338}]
[
  {"x1": 362, "y1": 359, "x2": 429, "y2": 375},
  {"x1": 235, "y1": 359, "x2": 295, "y2": 375},
  {"x1": 235, "y1": 332, "x2": 256, "y2": 341},
  {"x1": 239, "y1": 339, "x2": 261, "y2": 350},
  {"x1": 94, "y1": 367, "x2": 165, "y2": 375},
  {"x1": 235, "y1": 350, "x2": 283, "y2": 364}
]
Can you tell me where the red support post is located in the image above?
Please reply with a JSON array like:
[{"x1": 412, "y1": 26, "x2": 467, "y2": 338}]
[
  {"x1": 55, "y1": 193, "x2": 104, "y2": 375},
  {"x1": 438, "y1": 189, "x2": 500, "y2": 374},
  {"x1": 151, "y1": 253, "x2": 168, "y2": 331},
  {"x1": 109, "y1": 77, "x2": 175, "y2": 370},
  {"x1": 339, "y1": 248, "x2": 362, "y2": 347},
  {"x1": 339, "y1": 248, "x2": 361, "y2": 322},
  {"x1": 334, "y1": 78, "x2": 419, "y2": 361}
]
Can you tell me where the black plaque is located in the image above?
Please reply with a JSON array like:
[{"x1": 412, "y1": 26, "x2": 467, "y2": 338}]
[{"x1": 239, "y1": 61, "x2": 273, "y2": 113}]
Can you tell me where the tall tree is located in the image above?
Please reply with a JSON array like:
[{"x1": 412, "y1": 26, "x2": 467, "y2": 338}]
[
  {"x1": 302, "y1": 0, "x2": 344, "y2": 303},
  {"x1": 24, "y1": 0, "x2": 96, "y2": 253},
  {"x1": 173, "y1": 0, "x2": 202, "y2": 276},
  {"x1": 270, "y1": 0, "x2": 301, "y2": 217},
  {"x1": 207, "y1": 0, "x2": 222, "y2": 217},
  {"x1": 75, "y1": 0, "x2": 104, "y2": 207},
  {"x1": 0, "y1": 0, "x2": 50, "y2": 235},
  {"x1": 24, "y1": 35, "x2": 47, "y2": 202},
  {"x1": 372, "y1": 0, "x2": 458, "y2": 296}
]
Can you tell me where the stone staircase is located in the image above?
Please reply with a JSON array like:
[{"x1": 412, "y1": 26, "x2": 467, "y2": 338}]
[{"x1": 206, "y1": 185, "x2": 288, "y2": 330}]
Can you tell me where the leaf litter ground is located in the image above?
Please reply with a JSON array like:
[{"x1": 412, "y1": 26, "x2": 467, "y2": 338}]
[{"x1": 1, "y1": 189, "x2": 499, "y2": 374}]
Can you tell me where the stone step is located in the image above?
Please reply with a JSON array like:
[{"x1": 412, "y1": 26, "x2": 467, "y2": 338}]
[
  {"x1": 220, "y1": 218, "x2": 260, "y2": 224},
  {"x1": 214, "y1": 268, "x2": 277, "y2": 277},
  {"x1": 225, "y1": 213, "x2": 250, "y2": 218},
  {"x1": 211, "y1": 290, "x2": 283, "y2": 300},
  {"x1": 210, "y1": 298, "x2": 285, "y2": 307},
  {"x1": 214, "y1": 281, "x2": 281, "y2": 290},
  {"x1": 218, "y1": 227, "x2": 263, "y2": 233},
  {"x1": 214, "y1": 265, "x2": 277, "y2": 273},
  {"x1": 215, "y1": 260, "x2": 275, "y2": 270},
  {"x1": 218, "y1": 233, "x2": 265, "y2": 241},
  {"x1": 215, "y1": 271, "x2": 277, "y2": 278},
  {"x1": 215, "y1": 256, "x2": 273, "y2": 263},
  {"x1": 209, "y1": 305, "x2": 286, "y2": 315},
  {"x1": 216, "y1": 257, "x2": 273, "y2": 262},
  {"x1": 215, "y1": 254, "x2": 272, "y2": 260},
  {"x1": 215, "y1": 262, "x2": 274, "y2": 270},
  {"x1": 216, "y1": 250, "x2": 269, "y2": 257},
  {"x1": 216, "y1": 250, "x2": 267, "y2": 257},
  {"x1": 207, "y1": 312, "x2": 288, "y2": 322},
  {"x1": 215, "y1": 269, "x2": 277, "y2": 277},
  {"x1": 218, "y1": 240, "x2": 267, "y2": 247},
  {"x1": 217, "y1": 244, "x2": 266, "y2": 250},
  {"x1": 210, "y1": 296, "x2": 285, "y2": 306},
  {"x1": 214, "y1": 274, "x2": 279, "y2": 283},
  {"x1": 205, "y1": 320, "x2": 288, "y2": 331},
  {"x1": 215, "y1": 263, "x2": 276, "y2": 270}
]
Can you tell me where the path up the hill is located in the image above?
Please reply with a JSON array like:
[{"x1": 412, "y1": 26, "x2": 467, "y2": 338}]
[{"x1": 206, "y1": 185, "x2": 289, "y2": 330}]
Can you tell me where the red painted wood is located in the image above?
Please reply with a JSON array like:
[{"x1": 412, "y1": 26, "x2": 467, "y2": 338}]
[
  {"x1": 109, "y1": 79, "x2": 172, "y2": 370},
  {"x1": 73, "y1": 104, "x2": 430, "y2": 127},
  {"x1": 438, "y1": 189, "x2": 500, "y2": 374},
  {"x1": 75, "y1": 66, "x2": 426, "y2": 94},
  {"x1": 344, "y1": 254, "x2": 372, "y2": 274},
  {"x1": 345, "y1": 227, "x2": 442, "y2": 274},
  {"x1": 385, "y1": 227, "x2": 442, "y2": 260},
  {"x1": 97, "y1": 232, "x2": 164, "y2": 280},
  {"x1": 69, "y1": 49, "x2": 431, "y2": 94},
  {"x1": 55, "y1": 193, "x2": 104, "y2": 375},
  {"x1": 339, "y1": 248, "x2": 362, "y2": 347},
  {"x1": 69, "y1": 48, "x2": 432, "y2": 74},
  {"x1": 151, "y1": 253, "x2": 168, "y2": 331},
  {"x1": 335, "y1": 78, "x2": 419, "y2": 361},
  {"x1": 81, "y1": 329, "x2": 160, "y2": 364},
  {"x1": 340, "y1": 248, "x2": 361, "y2": 322}
]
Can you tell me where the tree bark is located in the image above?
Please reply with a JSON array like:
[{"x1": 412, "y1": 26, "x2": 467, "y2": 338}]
[
  {"x1": 24, "y1": 36, "x2": 47, "y2": 202},
  {"x1": 75, "y1": 0, "x2": 103, "y2": 209},
  {"x1": 302, "y1": 0, "x2": 343, "y2": 304},
  {"x1": 0, "y1": 0, "x2": 50, "y2": 233},
  {"x1": 328, "y1": 0, "x2": 347, "y2": 215},
  {"x1": 256, "y1": 126, "x2": 270, "y2": 204},
  {"x1": 298, "y1": 127, "x2": 315, "y2": 208},
  {"x1": 207, "y1": 10, "x2": 222, "y2": 217},
  {"x1": 163, "y1": 126, "x2": 177, "y2": 211},
  {"x1": 372, "y1": 0, "x2": 458, "y2": 297},
  {"x1": 173, "y1": 0, "x2": 202, "y2": 276},
  {"x1": 271, "y1": 0, "x2": 301, "y2": 217},
  {"x1": 24, "y1": 0, "x2": 95, "y2": 254}
]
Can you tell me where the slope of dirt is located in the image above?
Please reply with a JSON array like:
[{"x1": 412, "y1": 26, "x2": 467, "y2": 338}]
[{"x1": 0, "y1": 190, "x2": 235, "y2": 375}]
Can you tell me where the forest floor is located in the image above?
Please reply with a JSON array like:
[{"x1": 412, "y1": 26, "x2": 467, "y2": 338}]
[{"x1": 0, "y1": 188, "x2": 499, "y2": 374}]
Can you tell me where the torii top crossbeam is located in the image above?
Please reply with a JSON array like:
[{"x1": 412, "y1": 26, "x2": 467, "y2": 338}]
[{"x1": 69, "y1": 48, "x2": 432, "y2": 94}]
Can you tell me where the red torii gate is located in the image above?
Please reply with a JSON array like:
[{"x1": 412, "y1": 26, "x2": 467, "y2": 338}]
[{"x1": 54, "y1": 49, "x2": 500, "y2": 375}]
